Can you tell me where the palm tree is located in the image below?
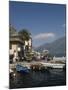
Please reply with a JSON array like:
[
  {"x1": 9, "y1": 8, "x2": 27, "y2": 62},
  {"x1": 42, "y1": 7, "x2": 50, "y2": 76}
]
[{"x1": 18, "y1": 29, "x2": 31, "y2": 41}]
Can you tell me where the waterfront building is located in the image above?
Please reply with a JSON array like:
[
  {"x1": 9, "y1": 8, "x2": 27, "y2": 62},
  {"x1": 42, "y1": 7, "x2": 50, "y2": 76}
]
[
  {"x1": 53, "y1": 56, "x2": 66, "y2": 63},
  {"x1": 24, "y1": 37, "x2": 32, "y2": 52},
  {"x1": 43, "y1": 49, "x2": 49, "y2": 55},
  {"x1": 10, "y1": 31, "x2": 24, "y2": 62},
  {"x1": 9, "y1": 26, "x2": 32, "y2": 62}
]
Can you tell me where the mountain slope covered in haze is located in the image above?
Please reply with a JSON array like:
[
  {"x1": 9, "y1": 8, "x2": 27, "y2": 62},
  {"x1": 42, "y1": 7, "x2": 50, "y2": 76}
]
[{"x1": 34, "y1": 37, "x2": 66, "y2": 57}]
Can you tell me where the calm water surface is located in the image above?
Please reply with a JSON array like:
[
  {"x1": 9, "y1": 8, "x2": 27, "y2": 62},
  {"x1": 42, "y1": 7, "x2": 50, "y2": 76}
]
[{"x1": 10, "y1": 69, "x2": 66, "y2": 89}]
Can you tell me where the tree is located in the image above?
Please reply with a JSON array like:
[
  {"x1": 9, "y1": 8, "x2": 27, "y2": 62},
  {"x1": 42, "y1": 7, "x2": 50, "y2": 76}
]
[
  {"x1": 18, "y1": 29, "x2": 31, "y2": 41},
  {"x1": 18, "y1": 29, "x2": 32, "y2": 61}
]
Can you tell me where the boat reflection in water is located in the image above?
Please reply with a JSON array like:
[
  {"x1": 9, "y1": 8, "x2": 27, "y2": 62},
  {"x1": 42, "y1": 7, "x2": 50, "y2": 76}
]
[{"x1": 10, "y1": 67, "x2": 66, "y2": 89}]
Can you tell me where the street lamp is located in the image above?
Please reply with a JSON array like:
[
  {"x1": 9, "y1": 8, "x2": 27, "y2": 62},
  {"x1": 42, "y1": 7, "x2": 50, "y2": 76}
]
[{"x1": 18, "y1": 47, "x2": 21, "y2": 52}]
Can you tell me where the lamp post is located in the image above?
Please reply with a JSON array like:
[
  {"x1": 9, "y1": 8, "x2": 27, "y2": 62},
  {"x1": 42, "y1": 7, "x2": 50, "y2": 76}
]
[{"x1": 18, "y1": 47, "x2": 21, "y2": 52}]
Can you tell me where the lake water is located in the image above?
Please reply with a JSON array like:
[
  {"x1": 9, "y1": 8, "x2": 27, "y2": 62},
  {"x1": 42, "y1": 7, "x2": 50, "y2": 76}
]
[{"x1": 10, "y1": 69, "x2": 66, "y2": 89}]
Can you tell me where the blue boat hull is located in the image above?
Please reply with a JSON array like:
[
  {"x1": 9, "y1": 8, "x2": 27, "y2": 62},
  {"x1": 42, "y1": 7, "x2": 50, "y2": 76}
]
[{"x1": 16, "y1": 64, "x2": 29, "y2": 74}]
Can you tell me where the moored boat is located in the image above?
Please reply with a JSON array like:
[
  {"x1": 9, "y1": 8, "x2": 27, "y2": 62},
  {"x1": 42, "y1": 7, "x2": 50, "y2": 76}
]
[{"x1": 16, "y1": 64, "x2": 30, "y2": 73}]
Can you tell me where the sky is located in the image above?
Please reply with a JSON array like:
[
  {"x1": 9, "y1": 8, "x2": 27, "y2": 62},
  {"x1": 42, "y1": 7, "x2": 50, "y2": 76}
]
[{"x1": 9, "y1": 1, "x2": 66, "y2": 47}]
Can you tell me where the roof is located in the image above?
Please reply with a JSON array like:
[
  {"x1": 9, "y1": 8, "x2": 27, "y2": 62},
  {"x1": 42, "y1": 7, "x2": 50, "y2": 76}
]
[{"x1": 10, "y1": 32, "x2": 24, "y2": 44}]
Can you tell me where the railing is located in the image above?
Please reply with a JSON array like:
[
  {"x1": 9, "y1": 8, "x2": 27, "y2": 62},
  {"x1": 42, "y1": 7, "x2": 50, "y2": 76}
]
[{"x1": 10, "y1": 38, "x2": 24, "y2": 44}]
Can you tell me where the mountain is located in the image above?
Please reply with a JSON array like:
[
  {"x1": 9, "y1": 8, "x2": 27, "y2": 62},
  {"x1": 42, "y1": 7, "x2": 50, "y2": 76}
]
[{"x1": 34, "y1": 36, "x2": 66, "y2": 57}]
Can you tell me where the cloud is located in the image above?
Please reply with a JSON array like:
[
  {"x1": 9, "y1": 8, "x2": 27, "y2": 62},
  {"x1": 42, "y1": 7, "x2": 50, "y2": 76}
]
[
  {"x1": 62, "y1": 24, "x2": 66, "y2": 28},
  {"x1": 33, "y1": 33, "x2": 55, "y2": 40}
]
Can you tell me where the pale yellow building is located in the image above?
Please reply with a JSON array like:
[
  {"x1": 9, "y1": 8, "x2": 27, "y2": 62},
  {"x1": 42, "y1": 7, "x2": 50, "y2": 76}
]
[
  {"x1": 10, "y1": 32, "x2": 24, "y2": 62},
  {"x1": 9, "y1": 26, "x2": 32, "y2": 62}
]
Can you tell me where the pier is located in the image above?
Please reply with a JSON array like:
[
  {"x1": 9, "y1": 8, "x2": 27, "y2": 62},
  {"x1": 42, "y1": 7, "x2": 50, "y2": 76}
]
[
  {"x1": 41, "y1": 62, "x2": 65, "y2": 69},
  {"x1": 9, "y1": 61, "x2": 65, "y2": 70}
]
